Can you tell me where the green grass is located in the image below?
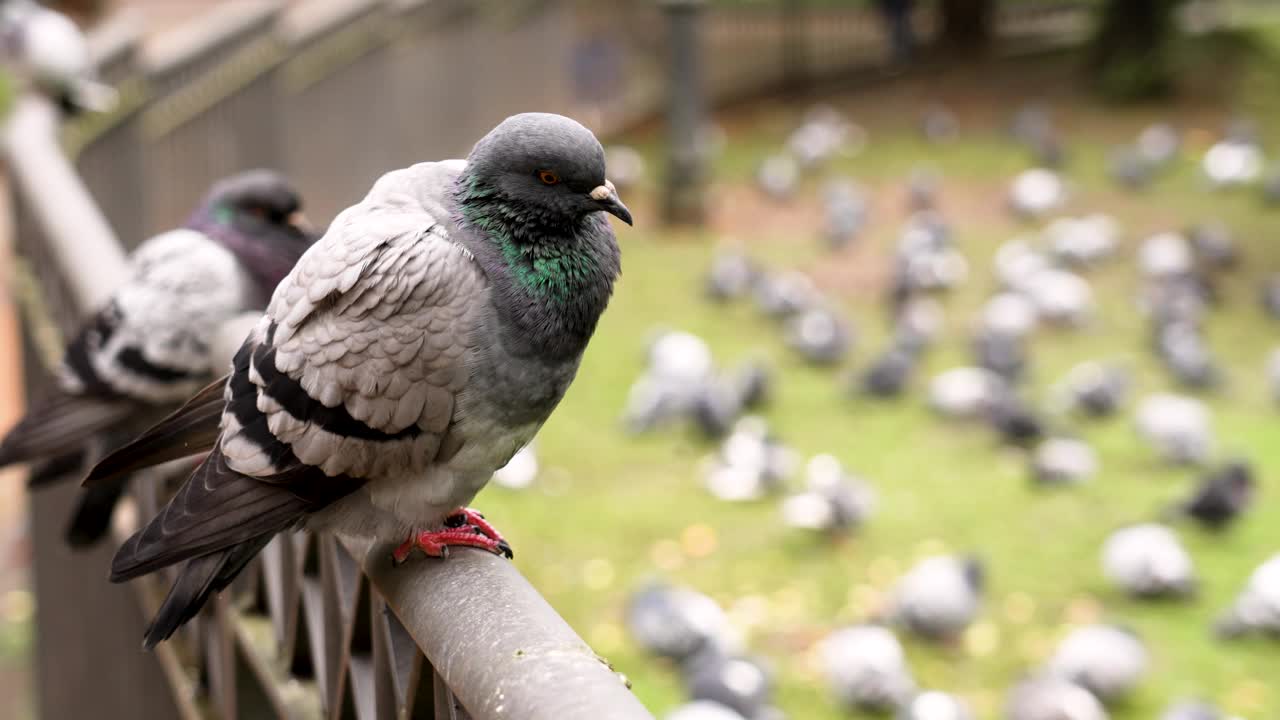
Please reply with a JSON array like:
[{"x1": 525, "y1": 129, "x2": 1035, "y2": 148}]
[{"x1": 476, "y1": 32, "x2": 1280, "y2": 719}]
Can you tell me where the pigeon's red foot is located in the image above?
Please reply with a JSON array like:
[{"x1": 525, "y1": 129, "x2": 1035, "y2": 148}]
[{"x1": 391, "y1": 508, "x2": 513, "y2": 565}]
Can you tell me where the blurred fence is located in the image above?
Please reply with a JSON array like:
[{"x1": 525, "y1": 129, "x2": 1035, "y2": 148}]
[{"x1": 2, "y1": 0, "x2": 1107, "y2": 718}]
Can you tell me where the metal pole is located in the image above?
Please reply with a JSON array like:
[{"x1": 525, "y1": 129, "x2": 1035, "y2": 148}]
[
  {"x1": 362, "y1": 543, "x2": 656, "y2": 720},
  {"x1": 1, "y1": 94, "x2": 128, "y2": 310},
  {"x1": 662, "y1": 0, "x2": 707, "y2": 226}
]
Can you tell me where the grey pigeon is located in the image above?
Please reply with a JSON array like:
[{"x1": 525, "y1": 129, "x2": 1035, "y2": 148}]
[
  {"x1": 1153, "y1": 320, "x2": 1221, "y2": 389},
  {"x1": 889, "y1": 555, "x2": 985, "y2": 641},
  {"x1": 921, "y1": 104, "x2": 959, "y2": 144},
  {"x1": 623, "y1": 330, "x2": 715, "y2": 434},
  {"x1": 986, "y1": 392, "x2": 1047, "y2": 448},
  {"x1": 785, "y1": 307, "x2": 853, "y2": 366},
  {"x1": 1161, "y1": 700, "x2": 1224, "y2": 720},
  {"x1": 627, "y1": 584, "x2": 736, "y2": 663},
  {"x1": 1135, "y1": 394, "x2": 1213, "y2": 465},
  {"x1": 894, "y1": 296, "x2": 945, "y2": 351},
  {"x1": 0, "y1": 0, "x2": 116, "y2": 113},
  {"x1": 898, "y1": 691, "x2": 973, "y2": 720},
  {"x1": 1009, "y1": 168, "x2": 1066, "y2": 219},
  {"x1": 757, "y1": 154, "x2": 800, "y2": 200},
  {"x1": 858, "y1": 344, "x2": 919, "y2": 398},
  {"x1": 980, "y1": 293, "x2": 1038, "y2": 340},
  {"x1": 685, "y1": 652, "x2": 774, "y2": 719},
  {"x1": 820, "y1": 625, "x2": 915, "y2": 711},
  {"x1": 906, "y1": 166, "x2": 942, "y2": 212},
  {"x1": 1021, "y1": 268, "x2": 1093, "y2": 327},
  {"x1": 1031, "y1": 437, "x2": 1098, "y2": 485},
  {"x1": 1136, "y1": 123, "x2": 1180, "y2": 168},
  {"x1": 0, "y1": 170, "x2": 313, "y2": 546},
  {"x1": 1215, "y1": 553, "x2": 1280, "y2": 638},
  {"x1": 1046, "y1": 624, "x2": 1148, "y2": 702},
  {"x1": 1139, "y1": 232, "x2": 1195, "y2": 280},
  {"x1": 703, "y1": 417, "x2": 796, "y2": 502},
  {"x1": 1174, "y1": 460, "x2": 1254, "y2": 530},
  {"x1": 1108, "y1": 146, "x2": 1153, "y2": 190},
  {"x1": 1102, "y1": 524, "x2": 1196, "y2": 598},
  {"x1": 1054, "y1": 362, "x2": 1129, "y2": 418},
  {"x1": 85, "y1": 113, "x2": 632, "y2": 648},
  {"x1": 1044, "y1": 214, "x2": 1120, "y2": 269},
  {"x1": 781, "y1": 454, "x2": 875, "y2": 534},
  {"x1": 973, "y1": 329, "x2": 1027, "y2": 382},
  {"x1": 753, "y1": 271, "x2": 819, "y2": 319},
  {"x1": 822, "y1": 179, "x2": 869, "y2": 249},
  {"x1": 929, "y1": 367, "x2": 1005, "y2": 420},
  {"x1": 1202, "y1": 139, "x2": 1263, "y2": 188},
  {"x1": 1005, "y1": 676, "x2": 1108, "y2": 720},
  {"x1": 706, "y1": 252, "x2": 759, "y2": 302},
  {"x1": 1188, "y1": 221, "x2": 1238, "y2": 271}
]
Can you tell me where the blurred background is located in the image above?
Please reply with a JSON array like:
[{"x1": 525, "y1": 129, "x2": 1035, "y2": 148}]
[{"x1": 2, "y1": 0, "x2": 1280, "y2": 718}]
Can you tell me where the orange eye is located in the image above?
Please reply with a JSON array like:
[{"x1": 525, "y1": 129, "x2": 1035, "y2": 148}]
[{"x1": 538, "y1": 170, "x2": 560, "y2": 185}]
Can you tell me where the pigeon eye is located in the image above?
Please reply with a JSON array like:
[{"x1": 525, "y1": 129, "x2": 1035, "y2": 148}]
[{"x1": 537, "y1": 170, "x2": 560, "y2": 185}]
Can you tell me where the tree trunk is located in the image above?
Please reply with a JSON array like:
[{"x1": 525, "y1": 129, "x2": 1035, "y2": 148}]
[
  {"x1": 940, "y1": 0, "x2": 994, "y2": 55},
  {"x1": 1090, "y1": 0, "x2": 1181, "y2": 99}
]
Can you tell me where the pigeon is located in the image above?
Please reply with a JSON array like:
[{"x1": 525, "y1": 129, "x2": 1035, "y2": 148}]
[
  {"x1": 665, "y1": 702, "x2": 748, "y2": 720},
  {"x1": 921, "y1": 104, "x2": 959, "y2": 144},
  {"x1": 986, "y1": 393, "x2": 1047, "y2": 447},
  {"x1": 1008, "y1": 168, "x2": 1066, "y2": 219},
  {"x1": 1139, "y1": 232, "x2": 1195, "y2": 280},
  {"x1": 1172, "y1": 460, "x2": 1254, "y2": 530},
  {"x1": 994, "y1": 240, "x2": 1052, "y2": 292},
  {"x1": 1136, "y1": 123, "x2": 1180, "y2": 168},
  {"x1": 1044, "y1": 214, "x2": 1120, "y2": 268},
  {"x1": 973, "y1": 329, "x2": 1028, "y2": 382},
  {"x1": 753, "y1": 271, "x2": 819, "y2": 319},
  {"x1": 0, "y1": 0, "x2": 116, "y2": 113},
  {"x1": 1102, "y1": 524, "x2": 1196, "y2": 598},
  {"x1": 889, "y1": 555, "x2": 984, "y2": 641},
  {"x1": 1214, "y1": 553, "x2": 1280, "y2": 638},
  {"x1": 1153, "y1": 321, "x2": 1221, "y2": 389},
  {"x1": 1046, "y1": 624, "x2": 1148, "y2": 702},
  {"x1": 624, "y1": 330, "x2": 716, "y2": 434},
  {"x1": 906, "y1": 166, "x2": 942, "y2": 212},
  {"x1": 898, "y1": 691, "x2": 973, "y2": 720},
  {"x1": 894, "y1": 296, "x2": 945, "y2": 351},
  {"x1": 981, "y1": 293, "x2": 1039, "y2": 340},
  {"x1": 84, "y1": 113, "x2": 632, "y2": 648},
  {"x1": 788, "y1": 106, "x2": 860, "y2": 169},
  {"x1": 703, "y1": 417, "x2": 796, "y2": 502},
  {"x1": 1108, "y1": 146, "x2": 1153, "y2": 190},
  {"x1": 1187, "y1": 221, "x2": 1238, "y2": 271},
  {"x1": 685, "y1": 652, "x2": 774, "y2": 720},
  {"x1": 780, "y1": 454, "x2": 875, "y2": 534},
  {"x1": 1005, "y1": 676, "x2": 1109, "y2": 720},
  {"x1": 785, "y1": 307, "x2": 853, "y2": 366},
  {"x1": 858, "y1": 344, "x2": 919, "y2": 398},
  {"x1": 757, "y1": 154, "x2": 800, "y2": 200},
  {"x1": 1020, "y1": 269, "x2": 1092, "y2": 327},
  {"x1": 1135, "y1": 394, "x2": 1213, "y2": 464},
  {"x1": 929, "y1": 367, "x2": 1005, "y2": 420},
  {"x1": 820, "y1": 625, "x2": 915, "y2": 712},
  {"x1": 1054, "y1": 362, "x2": 1129, "y2": 418},
  {"x1": 706, "y1": 252, "x2": 759, "y2": 302},
  {"x1": 1160, "y1": 700, "x2": 1226, "y2": 720},
  {"x1": 1031, "y1": 437, "x2": 1098, "y2": 485},
  {"x1": 822, "y1": 179, "x2": 869, "y2": 250},
  {"x1": 0, "y1": 170, "x2": 313, "y2": 546},
  {"x1": 627, "y1": 584, "x2": 737, "y2": 663},
  {"x1": 1202, "y1": 139, "x2": 1263, "y2": 188}
]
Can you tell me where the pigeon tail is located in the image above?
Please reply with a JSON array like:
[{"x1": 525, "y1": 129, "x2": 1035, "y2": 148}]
[
  {"x1": 0, "y1": 391, "x2": 133, "y2": 474},
  {"x1": 65, "y1": 475, "x2": 129, "y2": 547},
  {"x1": 141, "y1": 535, "x2": 272, "y2": 650}
]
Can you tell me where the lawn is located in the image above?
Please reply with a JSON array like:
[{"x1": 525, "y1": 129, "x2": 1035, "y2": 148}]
[{"x1": 470, "y1": 27, "x2": 1280, "y2": 720}]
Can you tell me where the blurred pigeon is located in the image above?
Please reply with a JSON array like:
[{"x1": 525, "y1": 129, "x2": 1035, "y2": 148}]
[
  {"x1": 1174, "y1": 461, "x2": 1255, "y2": 530},
  {"x1": 1005, "y1": 676, "x2": 1109, "y2": 720},
  {"x1": 929, "y1": 367, "x2": 1005, "y2": 420},
  {"x1": 86, "y1": 113, "x2": 632, "y2": 647},
  {"x1": 858, "y1": 345, "x2": 919, "y2": 398},
  {"x1": 0, "y1": 170, "x2": 313, "y2": 547},
  {"x1": 627, "y1": 584, "x2": 737, "y2": 663},
  {"x1": 1153, "y1": 321, "x2": 1221, "y2": 389},
  {"x1": 994, "y1": 240, "x2": 1052, "y2": 292},
  {"x1": 685, "y1": 652, "x2": 774, "y2": 719},
  {"x1": 732, "y1": 360, "x2": 773, "y2": 412},
  {"x1": 1010, "y1": 104, "x2": 1053, "y2": 146},
  {"x1": 754, "y1": 271, "x2": 819, "y2": 319},
  {"x1": 492, "y1": 442, "x2": 538, "y2": 490},
  {"x1": 665, "y1": 702, "x2": 747, "y2": 720},
  {"x1": 703, "y1": 417, "x2": 796, "y2": 501},
  {"x1": 1137, "y1": 123, "x2": 1180, "y2": 168},
  {"x1": 781, "y1": 454, "x2": 875, "y2": 534},
  {"x1": 906, "y1": 166, "x2": 942, "y2": 212},
  {"x1": 1031, "y1": 437, "x2": 1098, "y2": 485},
  {"x1": 898, "y1": 210, "x2": 951, "y2": 255},
  {"x1": 1009, "y1": 168, "x2": 1066, "y2": 218},
  {"x1": 624, "y1": 330, "x2": 717, "y2": 432},
  {"x1": 1108, "y1": 146, "x2": 1153, "y2": 190},
  {"x1": 898, "y1": 691, "x2": 973, "y2": 720},
  {"x1": 1139, "y1": 232, "x2": 1195, "y2": 280},
  {"x1": 1160, "y1": 700, "x2": 1225, "y2": 720},
  {"x1": 0, "y1": 0, "x2": 116, "y2": 113},
  {"x1": 1046, "y1": 625, "x2": 1148, "y2": 702},
  {"x1": 894, "y1": 296, "x2": 946, "y2": 351},
  {"x1": 1202, "y1": 139, "x2": 1263, "y2": 188},
  {"x1": 820, "y1": 625, "x2": 915, "y2": 711},
  {"x1": 1102, "y1": 524, "x2": 1196, "y2": 598},
  {"x1": 757, "y1": 154, "x2": 801, "y2": 200},
  {"x1": 1187, "y1": 221, "x2": 1238, "y2": 270},
  {"x1": 1135, "y1": 394, "x2": 1213, "y2": 464},
  {"x1": 973, "y1": 329, "x2": 1028, "y2": 382},
  {"x1": 785, "y1": 307, "x2": 853, "y2": 365},
  {"x1": 921, "y1": 105, "x2": 959, "y2": 144},
  {"x1": 604, "y1": 145, "x2": 646, "y2": 192},
  {"x1": 1022, "y1": 269, "x2": 1092, "y2": 326},
  {"x1": 1044, "y1": 214, "x2": 1120, "y2": 268},
  {"x1": 691, "y1": 376, "x2": 747, "y2": 440},
  {"x1": 977, "y1": 294, "x2": 1037, "y2": 339},
  {"x1": 1054, "y1": 362, "x2": 1129, "y2": 418},
  {"x1": 889, "y1": 555, "x2": 984, "y2": 641},
  {"x1": 822, "y1": 179, "x2": 869, "y2": 249},
  {"x1": 706, "y1": 252, "x2": 759, "y2": 302},
  {"x1": 1215, "y1": 554, "x2": 1280, "y2": 638},
  {"x1": 788, "y1": 105, "x2": 861, "y2": 168}
]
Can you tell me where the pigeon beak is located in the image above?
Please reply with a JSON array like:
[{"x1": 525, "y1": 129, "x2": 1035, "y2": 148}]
[
  {"x1": 590, "y1": 180, "x2": 632, "y2": 226},
  {"x1": 288, "y1": 211, "x2": 315, "y2": 235}
]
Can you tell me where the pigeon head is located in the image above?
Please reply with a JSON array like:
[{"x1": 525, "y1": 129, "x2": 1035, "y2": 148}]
[
  {"x1": 188, "y1": 169, "x2": 314, "y2": 294},
  {"x1": 461, "y1": 112, "x2": 632, "y2": 232}
]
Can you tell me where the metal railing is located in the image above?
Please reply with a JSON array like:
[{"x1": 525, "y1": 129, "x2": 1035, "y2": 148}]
[{"x1": 2, "y1": 1, "x2": 1103, "y2": 718}]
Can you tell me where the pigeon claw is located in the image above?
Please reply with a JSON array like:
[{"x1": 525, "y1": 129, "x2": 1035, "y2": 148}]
[{"x1": 390, "y1": 508, "x2": 514, "y2": 565}]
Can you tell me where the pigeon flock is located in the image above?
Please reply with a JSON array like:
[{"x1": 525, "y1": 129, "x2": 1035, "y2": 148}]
[{"x1": 614, "y1": 104, "x2": 1277, "y2": 719}]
